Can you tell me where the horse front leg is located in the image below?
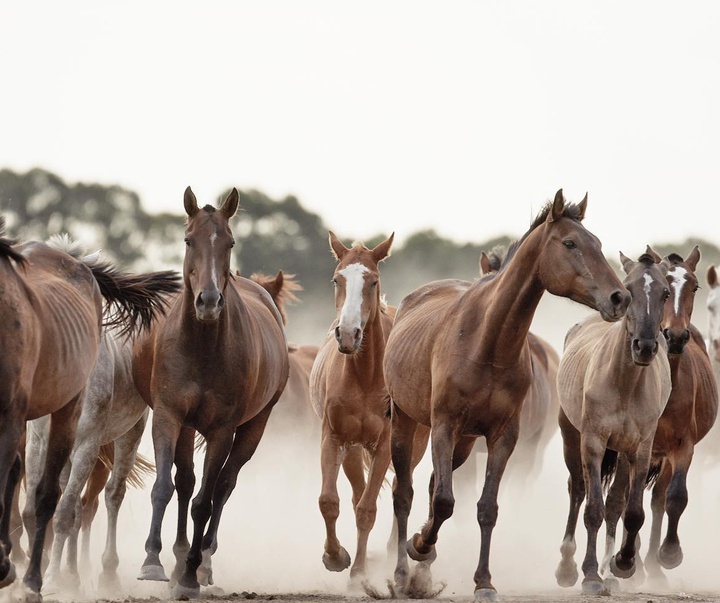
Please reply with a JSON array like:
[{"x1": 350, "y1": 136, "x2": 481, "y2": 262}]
[
  {"x1": 579, "y1": 433, "x2": 608, "y2": 595},
  {"x1": 349, "y1": 430, "x2": 391, "y2": 580},
  {"x1": 657, "y1": 449, "x2": 692, "y2": 571},
  {"x1": 644, "y1": 459, "x2": 671, "y2": 587},
  {"x1": 600, "y1": 453, "x2": 629, "y2": 576},
  {"x1": 197, "y1": 405, "x2": 274, "y2": 589},
  {"x1": 319, "y1": 428, "x2": 349, "y2": 573},
  {"x1": 473, "y1": 420, "x2": 519, "y2": 602},
  {"x1": 390, "y1": 404, "x2": 426, "y2": 593},
  {"x1": 137, "y1": 408, "x2": 182, "y2": 583},
  {"x1": 0, "y1": 441, "x2": 23, "y2": 590},
  {"x1": 556, "y1": 409, "x2": 585, "y2": 588},
  {"x1": 80, "y1": 457, "x2": 110, "y2": 572},
  {"x1": 170, "y1": 427, "x2": 196, "y2": 586},
  {"x1": 24, "y1": 394, "x2": 83, "y2": 598},
  {"x1": 172, "y1": 427, "x2": 235, "y2": 598},
  {"x1": 610, "y1": 440, "x2": 653, "y2": 581},
  {"x1": 98, "y1": 411, "x2": 148, "y2": 594}
]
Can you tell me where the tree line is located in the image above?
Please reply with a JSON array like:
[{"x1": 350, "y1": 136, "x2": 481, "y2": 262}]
[{"x1": 1, "y1": 167, "x2": 718, "y2": 345}]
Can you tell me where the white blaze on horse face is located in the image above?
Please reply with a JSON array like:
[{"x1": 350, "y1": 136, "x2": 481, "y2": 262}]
[
  {"x1": 210, "y1": 231, "x2": 218, "y2": 288},
  {"x1": 668, "y1": 266, "x2": 687, "y2": 316},
  {"x1": 643, "y1": 273, "x2": 654, "y2": 316},
  {"x1": 338, "y1": 263, "x2": 369, "y2": 331}
]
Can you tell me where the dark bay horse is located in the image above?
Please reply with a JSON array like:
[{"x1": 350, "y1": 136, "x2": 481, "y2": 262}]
[
  {"x1": 383, "y1": 190, "x2": 630, "y2": 601},
  {"x1": 455, "y1": 249, "x2": 561, "y2": 498},
  {"x1": 0, "y1": 219, "x2": 179, "y2": 599},
  {"x1": 601, "y1": 246, "x2": 718, "y2": 588},
  {"x1": 555, "y1": 247, "x2": 672, "y2": 595},
  {"x1": 133, "y1": 187, "x2": 289, "y2": 598},
  {"x1": 309, "y1": 231, "x2": 395, "y2": 579}
]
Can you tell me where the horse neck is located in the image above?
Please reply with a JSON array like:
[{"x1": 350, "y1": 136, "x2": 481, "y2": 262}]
[
  {"x1": 464, "y1": 237, "x2": 546, "y2": 366},
  {"x1": 345, "y1": 301, "x2": 390, "y2": 378},
  {"x1": 178, "y1": 285, "x2": 238, "y2": 346}
]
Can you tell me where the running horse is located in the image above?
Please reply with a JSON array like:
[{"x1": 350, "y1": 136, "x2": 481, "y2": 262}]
[
  {"x1": 0, "y1": 218, "x2": 180, "y2": 600},
  {"x1": 601, "y1": 246, "x2": 718, "y2": 587},
  {"x1": 309, "y1": 231, "x2": 395, "y2": 579},
  {"x1": 383, "y1": 190, "x2": 630, "y2": 601},
  {"x1": 134, "y1": 187, "x2": 289, "y2": 598},
  {"x1": 555, "y1": 247, "x2": 672, "y2": 595}
]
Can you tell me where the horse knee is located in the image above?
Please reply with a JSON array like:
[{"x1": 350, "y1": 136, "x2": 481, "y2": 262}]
[
  {"x1": 355, "y1": 503, "x2": 377, "y2": 532},
  {"x1": 623, "y1": 506, "x2": 645, "y2": 535},
  {"x1": 583, "y1": 501, "x2": 604, "y2": 532},
  {"x1": 665, "y1": 481, "x2": 688, "y2": 518},
  {"x1": 319, "y1": 494, "x2": 340, "y2": 521},
  {"x1": 150, "y1": 478, "x2": 175, "y2": 509},
  {"x1": 432, "y1": 491, "x2": 454, "y2": 523},
  {"x1": 477, "y1": 499, "x2": 498, "y2": 528}
]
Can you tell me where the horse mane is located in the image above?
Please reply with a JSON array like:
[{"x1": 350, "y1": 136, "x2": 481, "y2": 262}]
[
  {"x1": 249, "y1": 271, "x2": 302, "y2": 326},
  {"x1": 482, "y1": 198, "x2": 585, "y2": 282},
  {"x1": 0, "y1": 216, "x2": 27, "y2": 265},
  {"x1": 46, "y1": 232, "x2": 88, "y2": 258}
]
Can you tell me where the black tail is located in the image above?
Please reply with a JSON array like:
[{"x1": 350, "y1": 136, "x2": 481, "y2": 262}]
[
  {"x1": 645, "y1": 459, "x2": 663, "y2": 490},
  {"x1": 87, "y1": 261, "x2": 181, "y2": 337},
  {"x1": 601, "y1": 448, "x2": 618, "y2": 494}
]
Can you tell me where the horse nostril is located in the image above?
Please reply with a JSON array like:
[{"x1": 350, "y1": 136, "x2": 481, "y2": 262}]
[
  {"x1": 196, "y1": 292, "x2": 205, "y2": 308},
  {"x1": 354, "y1": 328, "x2": 361, "y2": 341},
  {"x1": 611, "y1": 290, "x2": 629, "y2": 308},
  {"x1": 662, "y1": 328, "x2": 670, "y2": 341},
  {"x1": 334, "y1": 326, "x2": 341, "y2": 340}
]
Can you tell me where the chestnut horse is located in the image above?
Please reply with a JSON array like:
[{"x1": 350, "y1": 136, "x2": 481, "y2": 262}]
[
  {"x1": 600, "y1": 247, "x2": 718, "y2": 587},
  {"x1": 555, "y1": 247, "x2": 672, "y2": 595},
  {"x1": 455, "y1": 249, "x2": 560, "y2": 498},
  {"x1": 134, "y1": 188, "x2": 289, "y2": 598},
  {"x1": 383, "y1": 190, "x2": 630, "y2": 601},
  {"x1": 0, "y1": 220, "x2": 179, "y2": 599},
  {"x1": 309, "y1": 231, "x2": 395, "y2": 579}
]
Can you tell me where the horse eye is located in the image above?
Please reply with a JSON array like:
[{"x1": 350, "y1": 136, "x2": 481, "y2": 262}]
[
  {"x1": 184, "y1": 237, "x2": 191, "y2": 247},
  {"x1": 663, "y1": 289, "x2": 671, "y2": 301},
  {"x1": 563, "y1": 240, "x2": 576, "y2": 249},
  {"x1": 694, "y1": 285, "x2": 700, "y2": 293}
]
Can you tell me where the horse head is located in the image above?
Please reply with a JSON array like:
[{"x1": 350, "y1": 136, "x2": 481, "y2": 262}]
[
  {"x1": 328, "y1": 230, "x2": 394, "y2": 354},
  {"x1": 535, "y1": 189, "x2": 630, "y2": 322},
  {"x1": 183, "y1": 187, "x2": 238, "y2": 322},
  {"x1": 620, "y1": 246, "x2": 669, "y2": 366},
  {"x1": 660, "y1": 246, "x2": 701, "y2": 355},
  {"x1": 707, "y1": 264, "x2": 720, "y2": 363}
]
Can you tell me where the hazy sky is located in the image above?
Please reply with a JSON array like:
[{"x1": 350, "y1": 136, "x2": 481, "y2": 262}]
[{"x1": 2, "y1": 2, "x2": 718, "y2": 257}]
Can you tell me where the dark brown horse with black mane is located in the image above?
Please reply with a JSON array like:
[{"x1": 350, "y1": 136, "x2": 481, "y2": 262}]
[
  {"x1": 133, "y1": 187, "x2": 289, "y2": 598},
  {"x1": 600, "y1": 246, "x2": 718, "y2": 588},
  {"x1": 383, "y1": 190, "x2": 630, "y2": 601},
  {"x1": 0, "y1": 218, "x2": 180, "y2": 600}
]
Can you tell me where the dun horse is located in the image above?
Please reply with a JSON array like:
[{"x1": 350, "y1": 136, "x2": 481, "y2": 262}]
[
  {"x1": 383, "y1": 190, "x2": 630, "y2": 601},
  {"x1": 601, "y1": 247, "x2": 718, "y2": 587},
  {"x1": 309, "y1": 231, "x2": 395, "y2": 579},
  {"x1": 555, "y1": 247, "x2": 672, "y2": 595},
  {"x1": 0, "y1": 220, "x2": 179, "y2": 599},
  {"x1": 134, "y1": 188, "x2": 289, "y2": 598}
]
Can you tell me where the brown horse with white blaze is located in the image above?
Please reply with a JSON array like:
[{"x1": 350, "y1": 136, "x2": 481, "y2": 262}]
[
  {"x1": 309, "y1": 231, "x2": 395, "y2": 580},
  {"x1": 383, "y1": 190, "x2": 630, "y2": 602},
  {"x1": 134, "y1": 188, "x2": 289, "y2": 598}
]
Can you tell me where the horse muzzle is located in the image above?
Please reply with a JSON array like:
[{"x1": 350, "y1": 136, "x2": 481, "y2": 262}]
[
  {"x1": 662, "y1": 327, "x2": 690, "y2": 355},
  {"x1": 195, "y1": 289, "x2": 224, "y2": 321},
  {"x1": 597, "y1": 289, "x2": 631, "y2": 322},
  {"x1": 632, "y1": 337, "x2": 659, "y2": 366},
  {"x1": 335, "y1": 325, "x2": 362, "y2": 354}
]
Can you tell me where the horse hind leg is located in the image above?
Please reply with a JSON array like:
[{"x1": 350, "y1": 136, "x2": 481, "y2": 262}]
[
  {"x1": 0, "y1": 451, "x2": 23, "y2": 589},
  {"x1": 657, "y1": 458, "x2": 690, "y2": 571},
  {"x1": 80, "y1": 455, "x2": 111, "y2": 572}
]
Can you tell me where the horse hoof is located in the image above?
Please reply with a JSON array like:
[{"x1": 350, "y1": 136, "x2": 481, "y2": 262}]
[
  {"x1": 603, "y1": 576, "x2": 621, "y2": 593},
  {"x1": 172, "y1": 582, "x2": 200, "y2": 599},
  {"x1": 0, "y1": 562, "x2": 16, "y2": 588},
  {"x1": 555, "y1": 562, "x2": 578, "y2": 587},
  {"x1": 406, "y1": 535, "x2": 437, "y2": 563},
  {"x1": 610, "y1": 554, "x2": 636, "y2": 579},
  {"x1": 581, "y1": 579, "x2": 607, "y2": 595},
  {"x1": 474, "y1": 587, "x2": 498, "y2": 602},
  {"x1": 322, "y1": 548, "x2": 351, "y2": 572},
  {"x1": 99, "y1": 570, "x2": 122, "y2": 595},
  {"x1": 658, "y1": 544, "x2": 683, "y2": 569},
  {"x1": 137, "y1": 564, "x2": 170, "y2": 582}
]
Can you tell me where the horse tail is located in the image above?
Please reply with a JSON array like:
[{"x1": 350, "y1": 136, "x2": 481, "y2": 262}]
[
  {"x1": 86, "y1": 261, "x2": 181, "y2": 337},
  {"x1": 645, "y1": 459, "x2": 662, "y2": 490},
  {"x1": 96, "y1": 443, "x2": 155, "y2": 488},
  {"x1": 0, "y1": 216, "x2": 26, "y2": 266},
  {"x1": 600, "y1": 448, "x2": 618, "y2": 494}
]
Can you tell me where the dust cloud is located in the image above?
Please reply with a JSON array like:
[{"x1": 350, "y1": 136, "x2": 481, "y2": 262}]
[{"x1": 7, "y1": 291, "x2": 720, "y2": 602}]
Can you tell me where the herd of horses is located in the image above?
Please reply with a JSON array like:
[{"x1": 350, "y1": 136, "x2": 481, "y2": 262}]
[{"x1": 1, "y1": 187, "x2": 719, "y2": 603}]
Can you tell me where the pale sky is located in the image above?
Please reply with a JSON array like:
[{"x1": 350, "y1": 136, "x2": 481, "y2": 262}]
[{"x1": 1, "y1": 1, "x2": 718, "y2": 257}]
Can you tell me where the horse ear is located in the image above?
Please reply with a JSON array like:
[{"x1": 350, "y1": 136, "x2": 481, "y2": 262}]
[
  {"x1": 685, "y1": 245, "x2": 701, "y2": 272},
  {"x1": 547, "y1": 189, "x2": 564, "y2": 222},
  {"x1": 372, "y1": 232, "x2": 394, "y2": 264},
  {"x1": 479, "y1": 252, "x2": 492, "y2": 276},
  {"x1": 221, "y1": 188, "x2": 240, "y2": 219},
  {"x1": 184, "y1": 186, "x2": 199, "y2": 217},
  {"x1": 576, "y1": 192, "x2": 588, "y2": 221},
  {"x1": 645, "y1": 245, "x2": 663, "y2": 264},
  {"x1": 620, "y1": 251, "x2": 635, "y2": 274},
  {"x1": 708, "y1": 265, "x2": 718, "y2": 288},
  {"x1": 328, "y1": 231, "x2": 348, "y2": 260}
]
